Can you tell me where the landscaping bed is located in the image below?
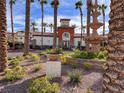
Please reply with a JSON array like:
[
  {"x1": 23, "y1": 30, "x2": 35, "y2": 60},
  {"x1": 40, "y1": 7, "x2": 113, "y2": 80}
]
[{"x1": 66, "y1": 57, "x2": 106, "y2": 70}]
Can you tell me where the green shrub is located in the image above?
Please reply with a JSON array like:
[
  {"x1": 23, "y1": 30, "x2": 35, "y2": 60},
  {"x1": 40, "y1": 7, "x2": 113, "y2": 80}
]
[
  {"x1": 29, "y1": 77, "x2": 60, "y2": 93},
  {"x1": 83, "y1": 63, "x2": 92, "y2": 70},
  {"x1": 9, "y1": 58, "x2": 20, "y2": 67},
  {"x1": 80, "y1": 51, "x2": 88, "y2": 59},
  {"x1": 68, "y1": 69, "x2": 82, "y2": 86},
  {"x1": 97, "y1": 51, "x2": 108, "y2": 60},
  {"x1": 72, "y1": 49, "x2": 82, "y2": 58},
  {"x1": 5, "y1": 66, "x2": 25, "y2": 81},
  {"x1": 87, "y1": 52, "x2": 97, "y2": 59},
  {"x1": 72, "y1": 50, "x2": 107, "y2": 60}
]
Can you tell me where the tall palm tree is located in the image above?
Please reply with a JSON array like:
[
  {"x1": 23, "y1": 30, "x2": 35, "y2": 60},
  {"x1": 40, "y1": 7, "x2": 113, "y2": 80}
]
[
  {"x1": 38, "y1": 0, "x2": 47, "y2": 49},
  {"x1": 103, "y1": 0, "x2": 124, "y2": 92},
  {"x1": 0, "y1": 0, "x2": 7, "y2": 72},
  {"x1": 75, "y1": 0, "x2": 83, "y2": 50},
  {"x1": 49, "y1": 23, "x2": 54, "y2": 32},
  {"x1": 99, "y1": 4, "x2": 107, "y2": 36},
  {"x1": 43, "y1": 22, "x2": 47, "y2": 32},
  {"x1": 24, "y1": 0, "x2": 34, "y2": 56},
  {"x1": 51, "y1": 0, "x2": 59, "y2": 49},
  {"x1": 31, "y1": 22, "x2": 37, "y2": 33},
  {"x1": 9, "y1": 0, "x2": 16, "y2": 49}
]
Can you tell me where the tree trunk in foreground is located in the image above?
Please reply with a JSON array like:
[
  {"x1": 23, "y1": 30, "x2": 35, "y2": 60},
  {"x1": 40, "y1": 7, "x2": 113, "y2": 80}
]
[
  {"x1": 0, "y1": 0, "x2": 8, "y2": 72},
  {"x1": 24, "y1": 0, "x2": 30, "y2": 56},
  {"x1": 103, "y1": 0, "x2": 124, "y2": 92}
]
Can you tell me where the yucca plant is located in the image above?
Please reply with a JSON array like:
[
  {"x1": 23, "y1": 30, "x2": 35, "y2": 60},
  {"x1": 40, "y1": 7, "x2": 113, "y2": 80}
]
[{"x1": 68, "y1": 69, "x2": 82, "y2": 87}]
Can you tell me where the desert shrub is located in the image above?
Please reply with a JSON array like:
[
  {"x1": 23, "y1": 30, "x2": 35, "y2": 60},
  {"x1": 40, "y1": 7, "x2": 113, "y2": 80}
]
[
  {"x1": 83, "y1": 63, "x2": 92, "y2": 70},
  {"x1": 29, "y1": 53, "x2": 40, "y2": 62},
  {"x1": 86, "y1": 89, "x2": 94, "y2": 93},
  {"x1": 68, "y1": 69, "x2": 82, "y2": 86},
  {"x1": 29, "y1": 77, "x2": 60, "y2": 93},
  {"x1": 16, "y1": 56, "x2": 24, "y2": 61},
  {"x1": 71, "y1": 63, "x2": 78, "y2": 69},
  {"x1": 24, "y1": 55, "x2": 31, "y2": 59},
  {"x1": 33, "y1": 64, "x2": 42, "y2": 72},
  {"x1": 60, "y1": 53, "x2": 69, "y2": 65},
  {"x1": 9, "y1": 58, "x2": 20, "y2": 67},
  {"x1": 5, "y1": 66, "x2": 25, "y2": 81}
]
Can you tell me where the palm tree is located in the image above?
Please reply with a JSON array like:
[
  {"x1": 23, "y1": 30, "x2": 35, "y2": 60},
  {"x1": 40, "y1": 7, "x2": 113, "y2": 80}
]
[
  {"x1": 43, "y1": 22, "x2": 47, "y2": 32},
  {"x1": 9, "y1": 0, "x2": 16, "y2": 49},
  {"x1": 38, "y1": 0, "x2": 48, "y2": 49},
  {"x1": 24, "y1": 0, "x2": 34, "y2": 56},
  {"x1": 51, "y1": 0, "x2": 59, "y2": 49},
  {"x1": 31, "y1": 22, "x2": 37, "y2": 33},
  {"x1": 103, "y1": 0, "x2": 124, "y2": 92},
  {"x1": 49, "y1": 23, "x2": 54, "y2": 32},
  {"x1": 75, "y1": 0, "x2": 83, "y2": 50},
  {"x1": 0, "y1": 0, "x2": 8, "y2": 72},
  {"x1": 99, "y1": 4, "x2": 107, "y2": 36}
]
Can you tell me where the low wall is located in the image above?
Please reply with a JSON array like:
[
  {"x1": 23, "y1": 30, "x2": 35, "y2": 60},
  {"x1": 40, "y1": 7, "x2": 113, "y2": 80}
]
[{"x1": 66, "y1": 57, "x2": 106, "y2": 70}]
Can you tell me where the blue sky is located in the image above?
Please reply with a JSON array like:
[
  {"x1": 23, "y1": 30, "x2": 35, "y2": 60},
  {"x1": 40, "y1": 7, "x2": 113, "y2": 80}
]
[{"x1": 7, "y1": 0, "x2": 110, "y2": 34}]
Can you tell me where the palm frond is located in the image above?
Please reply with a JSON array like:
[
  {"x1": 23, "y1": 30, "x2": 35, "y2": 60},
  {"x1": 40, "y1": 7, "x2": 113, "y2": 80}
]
[
  {"x1": 75, "y1": 0, "x2": 82, "y2": 9},
  {"x1": 51, "y1": 0, "x2": 59, "y2": 8}
]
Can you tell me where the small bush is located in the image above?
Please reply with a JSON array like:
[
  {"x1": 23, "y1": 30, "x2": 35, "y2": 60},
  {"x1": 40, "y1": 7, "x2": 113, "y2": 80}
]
[
  {"x1": 16, "y1": 56, "x2": 24, "y2": 61},
  {"x1": 71, "y1": 63, "x2": 78, "y2": 69},
  {"x1": 83, "y1": 63, "x2": 92, "y2": 70},
  {"x1": 68, "y1": 69, "x2": 82, "y2": 86},
  {"x1": 29, "y1": 53, "x2": 40, "y2": 62},
  {"x1": 33, "y1": 64, "x2": 42, "y2": 72},
  {"x1": 60, "y1": 53, "x2": 69, "y2": 65},
  {"x1": 9, "y1": 58, "x2": 20, "y2": 67},
  {"x1": 97, "y1": 51, "x2": 107, "y2": 60},
  {"x1": 72, "y1": 49, "x2": 82, "y2": 58},
  {"x1": 46, "y1": 48, "x2": 63, "y2": 54},
  {"x1": 5, "y1": 66, "x2": 25, "y2": 81},
  {"x1": 29, "y1": 77, "x2": 60, "y2": 93},
  {"x1": 86, "y1": 89, "x2": 94, "y2": 93}
]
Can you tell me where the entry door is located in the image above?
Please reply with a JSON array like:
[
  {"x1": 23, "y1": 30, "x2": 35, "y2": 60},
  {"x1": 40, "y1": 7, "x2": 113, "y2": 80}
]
[{"x1": 63, "y1": 41, "x2": 70, "y2": 49}]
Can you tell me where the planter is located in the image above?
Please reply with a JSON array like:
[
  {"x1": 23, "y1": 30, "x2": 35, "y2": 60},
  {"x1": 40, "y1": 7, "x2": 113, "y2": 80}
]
[
  {"x1": 46, "y1": 61, "x2": 61, "y2": 78},
  {"x1": 47, "y1": 54, "x2": 62, "y2": 61}
]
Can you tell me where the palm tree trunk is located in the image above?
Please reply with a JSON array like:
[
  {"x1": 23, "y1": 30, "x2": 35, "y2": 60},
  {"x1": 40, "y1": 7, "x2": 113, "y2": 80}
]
[
  {"x1": 86, "y1": 0, "x2": 91, "y2": 51},
  {"x1": 80, "y1": 8, "x2": 83, "y2": 50},
  {"x1": 103, "y1": 12, "x2": 105, "y2": 36},
  {"x1": 53, "y1": 0, "x2": 58, "y2": 49},
  {"x1": 41, "y1": 3, "x2": 44, "y2": 49},
  {"x1": 10, "y1": 1, "x2": 15, "y2": 49},
  {"x1": 24, "y1": 0, "x2": 30, "y2": 56},
  {"x1": 103, "y1": 0, "x2": 124, "y2": 92},
  {"x1": 0, "y1": 0, "x2": 8, "y2": 72}
]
